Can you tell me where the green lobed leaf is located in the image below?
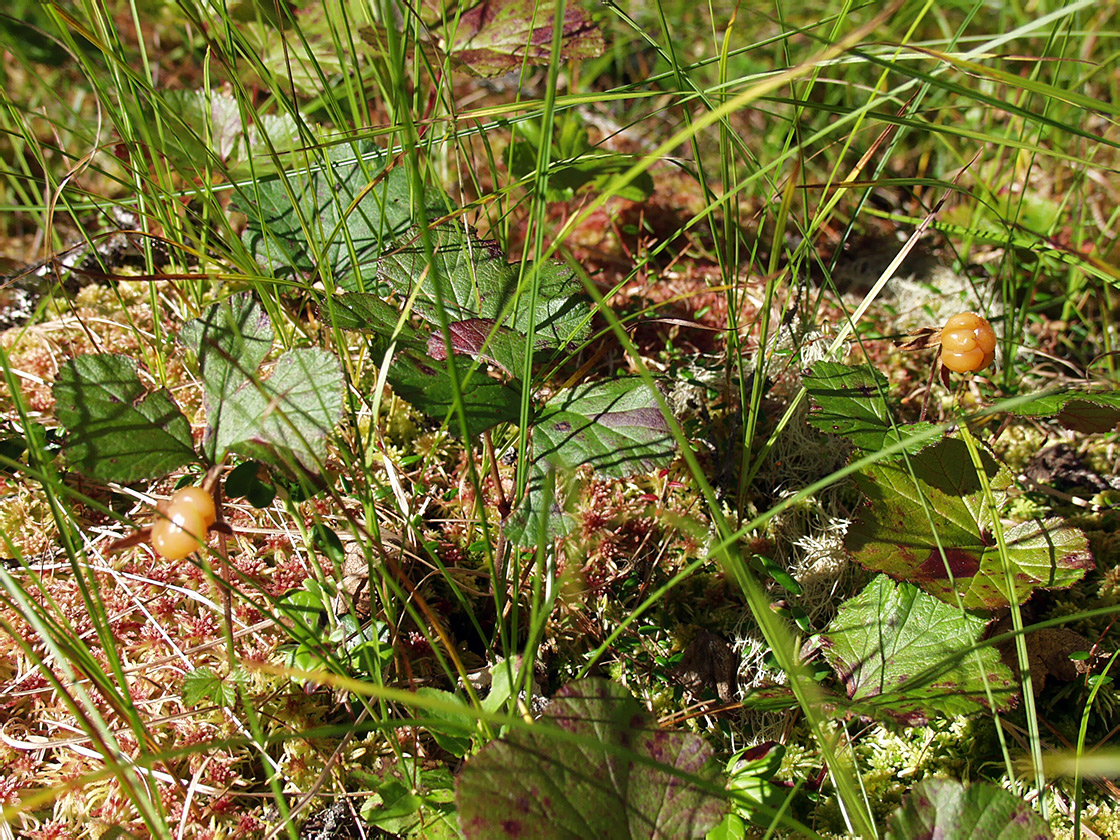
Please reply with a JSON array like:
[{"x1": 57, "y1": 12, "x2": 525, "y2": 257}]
[
  {"x1": 180, "y1": 295, "x2": 344, "y2": 475},
  {"x1": 997, "y1": 390, "x2": 1120, "y2": 433},
  {"x1": 361, "y1": 761, "x2": 459, "y2": 838},
  {"x1": 414, "y1": 687, "x2": 476, "y2": 758},
  {"x1": 503, "y1": 465, "x2": 578, "y2": 546},
  {"x1": 159, "y1": 89, "x2": 302, "y2": 177},
  {"x1": 322, "y1": 291, "x2": 526, "y2": 437},
  {"x1": 433, "y1": 0, "x2": 605, "y2": 78},
  {"x1": 324, "y1": 292, "x2": 537, "y2": 381},
  {"x1": 426, "y1": 318, "x2": 533, "y2": 380},
  {"x1": 845, "y1": 435, "x2": 1093, "y2": 609},
  {"x1": 819, "y1": 575, "x2": 1016, "y2": 723},
  {"x1": 375, "y1": 224, "x2": 591, "y2": 355},
  {"x1": 215, "y1": 348, "x2": 344, "y2": 473},
  {"x1": 224, "y1": 460, "x2": 277, "y2": 508},
  {"x1": 181, "y1": 666, "x2": 248, "y2": 709},
  {"x1": 804, "y1": 361, "x2": 937, "y2": 453},
  {"x1": 233, "y1": 142, "x2": 450, "y2": 287},
  {"x1": 52, "y1": 354, "x2": 197, "y2": 483},
  {"x1": 721, "y1": 743, "x2": 796, "y2": 830},
  {"x1": 319, "y1": 292, "x2": 419, "y2": 342},
  {"x1": 885, "y1": 778, "x2": 1052, "y2": 840},
  {"x1": 455, "y1": 678, "x2": 725, "y2": 839},
  {"x1": 381, "y1": 343, "x2": 523, "y2": 438},
  {"x1": 505, "y1": 378, "x2": 676, "y2": 545},
  {"x1": 534, "y1": 378, "x2": 676, "y2": 475},
  {"x1": 179, "y1": 292, "x2": 273, "y2": 407}
]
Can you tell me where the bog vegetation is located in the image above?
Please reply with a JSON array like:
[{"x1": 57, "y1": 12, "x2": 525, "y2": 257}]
[{"x1": 1, "y1": 1, "x2": 1119, "y2": 838}]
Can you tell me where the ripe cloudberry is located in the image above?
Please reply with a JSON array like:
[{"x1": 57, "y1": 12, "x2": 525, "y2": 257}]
[
  {"x1": 150, "y1": 486, "x2": 217, "y2": 560},
  {"x1": 940, "y1": 312, "x2": 996, "y2": 373}
]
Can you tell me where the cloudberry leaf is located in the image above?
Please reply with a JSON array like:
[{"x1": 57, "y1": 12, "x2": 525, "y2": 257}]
[
  {"x1": 180, "y1": 294, "x2": 343, "y2": 476},
  {"x1": 886, "y1": 779, "x2": 1052, "y2": 840},
  {"x1": 53, "y1": 354, "x2": 196, "y2": 483},
  {"x1": 381, "y1": 344, "x2": 522, "y2": 438},
  {"x1": 374, "y1": 224, "x2": 590, "y2": 358},
  {"x1": 178, "y1": 292, "x2": 273, "y2": 404},
  {"x1": 159, "y1": 89, "x2": 302, "y2": 178},
  {"x1": 212, "y1": 348, "x2": 343, "y2": 474},
  {"x1": 182, "y1": 666, "x2": 247, "y2": 708},
  {"x1": 327, "y1": 228, "x2": 590, "y2": 384},
  {"x1": 820, "y1": 575, "x2": 1016, "y2": 724},
  {"x1": 233, "y1": 142, "x2": 450, "y2": 290},
  {"x1": 432, "y1": 0, "x2": 604, "y2": 78},
  {"x1": 805, "y1": 362, "x2": 937, "y2": 454},
  {"x1": 455, "y1": 678, "x2": 724, "y2": 839},
  {"x1": 845, "y1": 435, "x2": 1093, "y2": 609},
  {"x1": 505, "y1": 378, "x2": 675, "y2": 545},
  {"x1": 999, "y1": 390, "x2": 1120, "y2": 433}
]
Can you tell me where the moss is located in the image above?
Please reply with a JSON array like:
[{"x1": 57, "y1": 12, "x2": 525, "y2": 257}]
[
  {"x1": 1051, "y1": 800, "x2": 1120, "y2": 840},
  {"x1": 1006, "y1": 494, "x2": 1050, "y2": 522},
  {"x1": 775, "y1": 717, "x2": 1003, "y2": 832},
  {"x1": 991, "y1": 424, "x2": 1050, "y2": 473},
  {"x1": 0, "y1": 483, "x2": 58, "y2": 559}
]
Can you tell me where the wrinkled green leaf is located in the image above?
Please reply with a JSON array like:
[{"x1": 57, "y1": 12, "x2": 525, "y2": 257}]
[
  {"x1": 885, "y1": 778, "x2": 1052, "y2": 840},
  {"x1": 182, "y1": 666, "x2": 248, "y2": 709},
  {"x1": 224, "y1": 460, "x2": 277, "y2": 508},
  {"x1": 160, "y1": 89, "x2": 302, "y2": 177},
  {"x1": 181, "y1": 295, "x2": 344, "y2": 475},
  {"x1": 820, "y1": 575, "x2": 1016, "y2": 723},
  {"x1": 804, "y1": 362, "x2": 937, "y2": 453},
  {"x1": 427, "y1": 318, "x2": 532, "y2": 378},
  {"x1": 215, "y1": 348, "x2": 344, "y2": 473},
  {"x1": 720, "y1": 743, "x2": 795, "y2": 830},
  {"x1": 361, "y1": 762, "x2": 459, "y2": 838},
  {"x1": 845, "y1": 435, "x2": 1093, "y2": 609},
  {"x1": 415, "y1": 688, "x2": 476, "y2": 757},
  {"x1": 481, "y1": 657, "x2": 523, "y2": 715},
  {"x1": 456, "y1": 678, "x2": 725, "y2": 839},
  {"x1": 998, "y1": 390, "x2": 1120, "y2": 433},
  {"x1": 161, "y1": 89, "x2": 245, "y2": 166},
  {"x1": 504, "y1": 465, "x2": 576, "y2": 545},
  {"x1": 322, "y1": 291, "x2": 531, "y2": 437},
  {"x1": 53, "y1": 354, "x2": 197, "y2": 483},
  {"x1": 506, "y1": 378, "x2": 676, "y2": 545},
  {"x1": 234, "y1": 142, "x2": 450, "y2": 287},
  {"x1": 376, "y1": 224, "x2": 591, "y2": 354},
  {"x1": 320, "y1": 292, "x2": 418, "y2": 341},
  {"x1": 381, "y1": 343, "x2": 523, "y2": 438},
  {"x1": 327, "y1": 292, "x2": 549, "y2": 383},
  {"x1": 328, "y1": 226, "x2": 592, "y2": 383},
  {"x1": 434, "y1": 0, "x2": 605, "y2": 77},
  {"x1": 179, "y1": 292, "x2": 273, "y2": 405},
  {"x1": 534, "y1": 378, "x2": 676, "y2": 475}
]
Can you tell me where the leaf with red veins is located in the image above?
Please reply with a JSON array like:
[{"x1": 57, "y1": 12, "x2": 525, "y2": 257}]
[
  {"x1": 440, "y1": 0, "x2": 605, "y2": 78},
  {"x1": 845, "y1": 434, "x2": 1093, "y2": 609}
]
